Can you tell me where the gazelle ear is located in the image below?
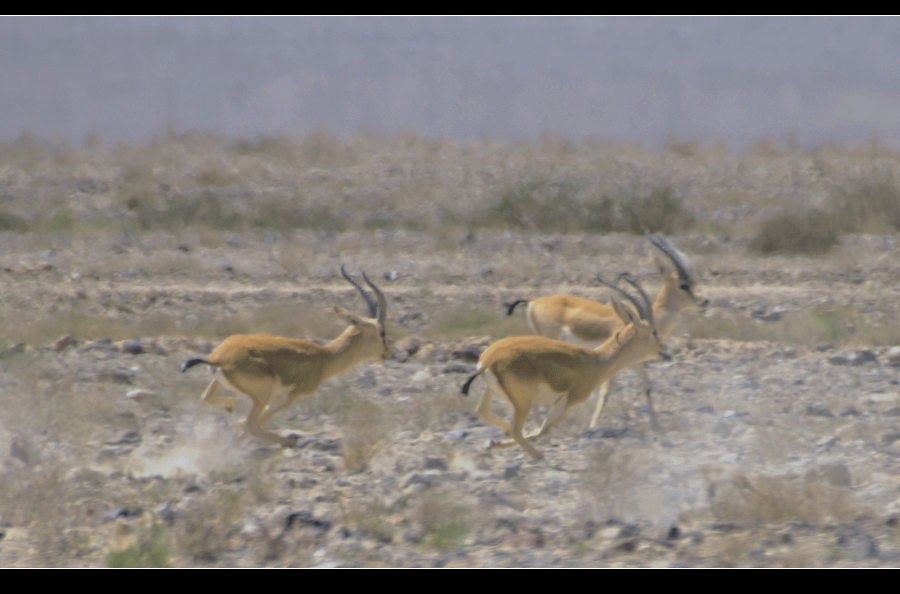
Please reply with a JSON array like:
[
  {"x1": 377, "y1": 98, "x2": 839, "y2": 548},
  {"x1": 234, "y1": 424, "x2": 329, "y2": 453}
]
[
  {"x1": 611, "y1": 299, "x2": 639, "y2": 326},
  {"x1": 334, "y1": 306, "x2": 363, "y2": 325}
]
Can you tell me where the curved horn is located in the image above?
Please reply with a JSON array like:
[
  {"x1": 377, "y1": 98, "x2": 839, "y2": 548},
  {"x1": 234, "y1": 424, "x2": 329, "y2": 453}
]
[
  {"x1": 341, "y1": 265, "x2": 378, "y2": 319},
  {"x1": 362, "y1": 271, "x2": 387, "y2": 327},
  {"x1": 618, "y1": 273, "x2": 656, "y2": 328},
  {"x1": 596, "y1": 274, "x2": 647, "y2": 321},
  {"x1": 646, "y1": 233, "x2": 692, "y2": 282}
]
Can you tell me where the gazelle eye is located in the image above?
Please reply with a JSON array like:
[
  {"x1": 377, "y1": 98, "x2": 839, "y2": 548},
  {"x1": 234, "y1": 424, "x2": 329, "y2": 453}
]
[{"x1": 680, "y1": 284, "x2": 689, "y2": 291}]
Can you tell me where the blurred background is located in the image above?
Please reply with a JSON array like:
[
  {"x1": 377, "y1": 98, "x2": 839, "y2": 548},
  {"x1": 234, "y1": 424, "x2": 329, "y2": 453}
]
[{"x1": 3, "y1": 16, "x2": 900, "y2": 148}]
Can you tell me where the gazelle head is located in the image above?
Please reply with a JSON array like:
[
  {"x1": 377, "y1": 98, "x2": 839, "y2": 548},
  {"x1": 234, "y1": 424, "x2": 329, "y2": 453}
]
[
  {"x1": 597, "y1": 274, "x2": 670, "y2": 363},
  {"x1": 647, "y1": 233, "x2": 709, "y2": 313},
  {"x1": 339, "y1": 265, "x2": 391, "y2": 360}
]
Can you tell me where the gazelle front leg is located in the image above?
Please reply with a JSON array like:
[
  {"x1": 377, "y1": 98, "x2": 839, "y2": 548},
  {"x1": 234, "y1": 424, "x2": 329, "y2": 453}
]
[
  {"x1": 635, "y1": 365, "x2": 661, "y2": 432},
  {"x1": 588, "y1": 380, "x2": 612, "y2": 429},
  {"x1": 243, "y1": 401, "x2": 298, "y2": 447}
]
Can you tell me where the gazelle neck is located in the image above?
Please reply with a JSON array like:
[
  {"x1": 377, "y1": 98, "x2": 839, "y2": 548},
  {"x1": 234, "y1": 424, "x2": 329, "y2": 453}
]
[
  {"x1": 652, "y1": 282, "x2": 681, "y2": 338},
  {"x1": 322, "y1": 327, "x2": 368, "y2": 378},
  {"x1": 592, "y1": 324, "x2": 650, "y2": 379}
]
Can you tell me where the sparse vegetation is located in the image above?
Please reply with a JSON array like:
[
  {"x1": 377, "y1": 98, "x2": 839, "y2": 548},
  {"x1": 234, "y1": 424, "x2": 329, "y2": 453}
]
[
  {"x1": 105, "y1": 523, "x2": 171, "y2": 568},
  {"x1": 749, "y1": 209, "x2": 840, "y2": 255}
]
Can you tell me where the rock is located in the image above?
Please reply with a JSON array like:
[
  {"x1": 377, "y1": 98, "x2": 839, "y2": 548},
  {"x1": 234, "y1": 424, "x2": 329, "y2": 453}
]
[
  {"x1": 125, "y1": 389, "x2": 166, "y2": 409},
  {"x1": 883, "y1": 432, "x2": 900, "y2": 446},
  {"x1": 405, "y1": 471, "x2": 467, "y2": 487},
  {"x1": 886, "y1": 346, "x2": 900, "y2": 366},
  {"x1": 120, "y1": 339, "x2": 144, "y2": 355},
  {"x1": 816, "y1": 343, "x2": 834, "y2": 352},
  {"x1": 838, "y1": 405, "x2": 861, "y2": 416},
  {"x1": 155, "y1": 502, "x2": 177, "y2": 522},
  {"x1": 398, "y1": 311, "x2": 422, "y2": 325},
  {"x1": 666, "y1": 525, "x2": 681, "y2": 540},
  {"x1": 828, "y1": 354, "x2": 854, "y2": 366},
  {"x1": 581, "y1": 426, "x2": 629, "y2": 439},
  {"x1": 431, "y1": 346, "x2": 449, "y2": 362},
  {"x1": 838, "y1": 530, "x2": 878, "y2": 561},
  {"x1": 106, "y1": 430, "x2": 141, "y2": 446},
  {"x1": 821, "y1": 463, "x2": 852, "y2": 487},
  {"x1": 806, "y1": 404, "x2": 834, "y2": 417},
  {"x1": 50, "y1": 334, "x2": 77, "y2": 352},
  {"x1": 694, "y1": 405, "x2": 716, "y2": 414},
  {"x1": 503, "y1": 461, "x2": 522, "y2": 480},
  {"x1": 443, "y1": 362, "x2": 476, "y2": 374},
  {"x1": 103, "y1": 507, "x2": 142, "y2": 521},
  {"x1": 884, "y1": 407, "x2": 900, "y2": 416},
  {"x1": 383, "y1": 270, "x2": 399, "y2": 281},
  {"x1": 452, "y1": 345, "x2": 483, "y2": 362},
  {"x1": 855, "y1": 350, "x2": 879, "y2": 365},
  {"x1": 395, "y1": 336, "x2": 421, "y2": 356},
  {"x1": 284, "y1": 510, "x2": 331, "y2": 532},
  {"x1": 752, "y1": 309, "x2": 782, "y2": 322},
  {"x1": 424, "y1": 457, "x2": 448, "y2": 471},
  {"x1": 0, "y1": 342, "x2": 25, "y2": 358},
  {"x1": 442, "y1": 430, "x2": 468, "y2": 442},
  {"x1": 391, "y1": 345, "x2": 410, "y2": 362},
  {"x1": 356, "y1": 370, "x2": 377, "y2": 387},
  {"x1": 80, "y1": 338, "x2": 115, "y2": 352}
]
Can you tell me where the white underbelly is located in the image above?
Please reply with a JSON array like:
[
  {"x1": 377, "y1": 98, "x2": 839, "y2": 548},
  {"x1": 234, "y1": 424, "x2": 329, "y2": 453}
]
[
  {"x1": 535, "y1": 382, "x2": 566, "y2": 405},
  {"x1": 560, "y1": 327, "x2": 604, "y2": 349}
]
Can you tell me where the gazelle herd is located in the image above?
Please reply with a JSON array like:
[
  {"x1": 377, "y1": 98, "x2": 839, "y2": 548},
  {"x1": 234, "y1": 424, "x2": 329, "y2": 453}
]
[{"x1": 182, "y1": 234, "x2": 706, "y2": 460}]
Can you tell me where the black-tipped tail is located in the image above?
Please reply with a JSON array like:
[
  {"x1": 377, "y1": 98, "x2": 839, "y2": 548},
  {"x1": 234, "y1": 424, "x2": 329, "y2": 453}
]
[
  {"x1": 181, "y1": 358, "x2": 211, "y2": 373},
  {"x1": 461, "y1": 373, "x2": 479, "y2": 396},
  {"x1": 505, "y1": 300, "x2": 528, "y2": 316}
]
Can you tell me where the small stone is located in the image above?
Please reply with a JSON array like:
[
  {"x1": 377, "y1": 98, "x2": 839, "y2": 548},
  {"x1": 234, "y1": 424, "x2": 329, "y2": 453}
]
[
  {"x1": 121, "y1": 339, "x2": 144, "y2": 355},
  {"x1": 884, "y1": 407, "x2": 900, "y2": 416},
  {"x1": 838, "y1": 405, "x2": 861, "y2": 416},
  {"x1": 821, "y1": 463, "x2": 852, "y2": 487},
  {"x1": 816, "y1": 343, "x2": 834, "y2": 352},
  {"x1": 666, "y1": 525, "x2": 681, "y2": 540},
  {"x1": 284, "y1": 511, "x2": 331, "y2": 532},
  {"x1": 581, "y1": 426, "x2": 629, "y2": 439},
  {"x1": 854, "y1": 350, "x2": 879, "y2": 365},
  {"x1": 0, "y1": 342, "x2": 25, "y2": 357},
  {"x1": 694, "y1": 405, "x2": 715, "y2": 414},
  {"x1": 50, "y1": 334, "x2": 77, "y2": 352},
  {"x1": 356, "y1": 370, "x2": 376, "y2": 388},
  {"x1": 383, "y1": 270, "x2": 399, "y2": 281},
  {"x1": 503, "y1": 461, "x2": 522, "y2": 480},
  {"x1": 452, "y1": 344, "x2": 484, "y2": 362},
  {"x1": 155, "y1": 502, "x2": 177, "y2": 522},
  {"x1": 103, "y1": 507, "x2": 142, "y2": 521},
  {"x1": 883, "y1": 432, "x2": 900, "y2": 446},
  {"x1": 806, "y1": 404, "x2": 834, "y2": 417},
  {"x1": 394, "y1": 336, "x2": 421, "y2": 356},
  {"x1": 886, "y1": 346, "x2": 900, "y2": 366},
  {"x1": 751, "y1": 309, "x2": 782, "y2": 322},
  {"x1": 424, "y1": 457, "x2": 448, "y2": 471},
  {"x1": 442, "y1": 429, "x2": 468, "y2": 442},
  {"x1": 828, "y1": 354, "x2": 853, "y2": 366},
  {"x1": 106, "y1": 430, "x2": 141, "y2": 446},
  {"x1": 443, "y1": 362, "x2": 475, "y2": 374}
]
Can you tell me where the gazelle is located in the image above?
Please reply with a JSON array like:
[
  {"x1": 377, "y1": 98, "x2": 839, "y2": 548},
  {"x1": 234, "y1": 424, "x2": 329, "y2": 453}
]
[
  {"x1": 461, "y1": 276, "x2": 668, "y2": 459},
  {"x1": 180, "y1": 266, "x2": 390, "y2": 447},
  {"x1": 505, "y1": 234, "x2": 708, "y2": 431}
]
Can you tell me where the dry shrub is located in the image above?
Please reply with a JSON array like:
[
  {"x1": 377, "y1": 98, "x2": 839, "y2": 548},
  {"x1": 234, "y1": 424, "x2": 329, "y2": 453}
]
[
  {"x1": 174, "y1": 489, "x2": 244, "y2": 563},
  {"x1": 749, "y1": 209, "x2": 840, "y2": 255},
  {"x1": 830, "y1": 174, "x2": 900, "y2": 234},
  {"x1": 344, "y1": 501, "x2": 396, "y2": 543},
  {"x1": 340, "y1": 400, "x2": 390, "y2": 472},
  {"x1": 621, "y1": 186, "x2": 692, "y2": 234},
  {"x1": 709, "y1": 472, "x2": 856, "y2": 526},
  {"x1": 106, "y1": 522, "x2": 171, "y2": 567},
  {"x1": 413, "y1": 488, "x2": 472, "y2": 552}
]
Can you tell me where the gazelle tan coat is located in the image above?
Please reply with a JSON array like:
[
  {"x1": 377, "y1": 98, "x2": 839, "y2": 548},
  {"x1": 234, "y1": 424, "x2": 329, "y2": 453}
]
[{"x1": 181, "y1": 267, "x2": 389, "y2": 447}]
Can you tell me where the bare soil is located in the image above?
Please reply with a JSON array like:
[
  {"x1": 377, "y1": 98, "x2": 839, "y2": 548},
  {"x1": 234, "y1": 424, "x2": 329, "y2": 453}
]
[{"x1": 2, "y1": 227, "x2": 900, "y2": 567}]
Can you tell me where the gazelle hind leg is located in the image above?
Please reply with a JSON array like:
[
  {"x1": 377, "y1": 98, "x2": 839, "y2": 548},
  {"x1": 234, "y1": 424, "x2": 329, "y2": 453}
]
[
  {"x1": 588, "y1": 380, "x2": 612, "y2": 429},
  {"x1": 526, "y1": 395, "x2": 568, "y2": 440},
  {"x1": 476, "y1": 373, "x2": 513, "y2": 435},
  {"x1": 201, "y1": 379, "x2": 236, "y2": 413}
]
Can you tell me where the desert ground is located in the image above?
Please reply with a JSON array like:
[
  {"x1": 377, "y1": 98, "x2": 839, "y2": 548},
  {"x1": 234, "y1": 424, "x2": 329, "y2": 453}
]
[{"x1": 2, "y1": 132, "x2": 900, "y2": 566}]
